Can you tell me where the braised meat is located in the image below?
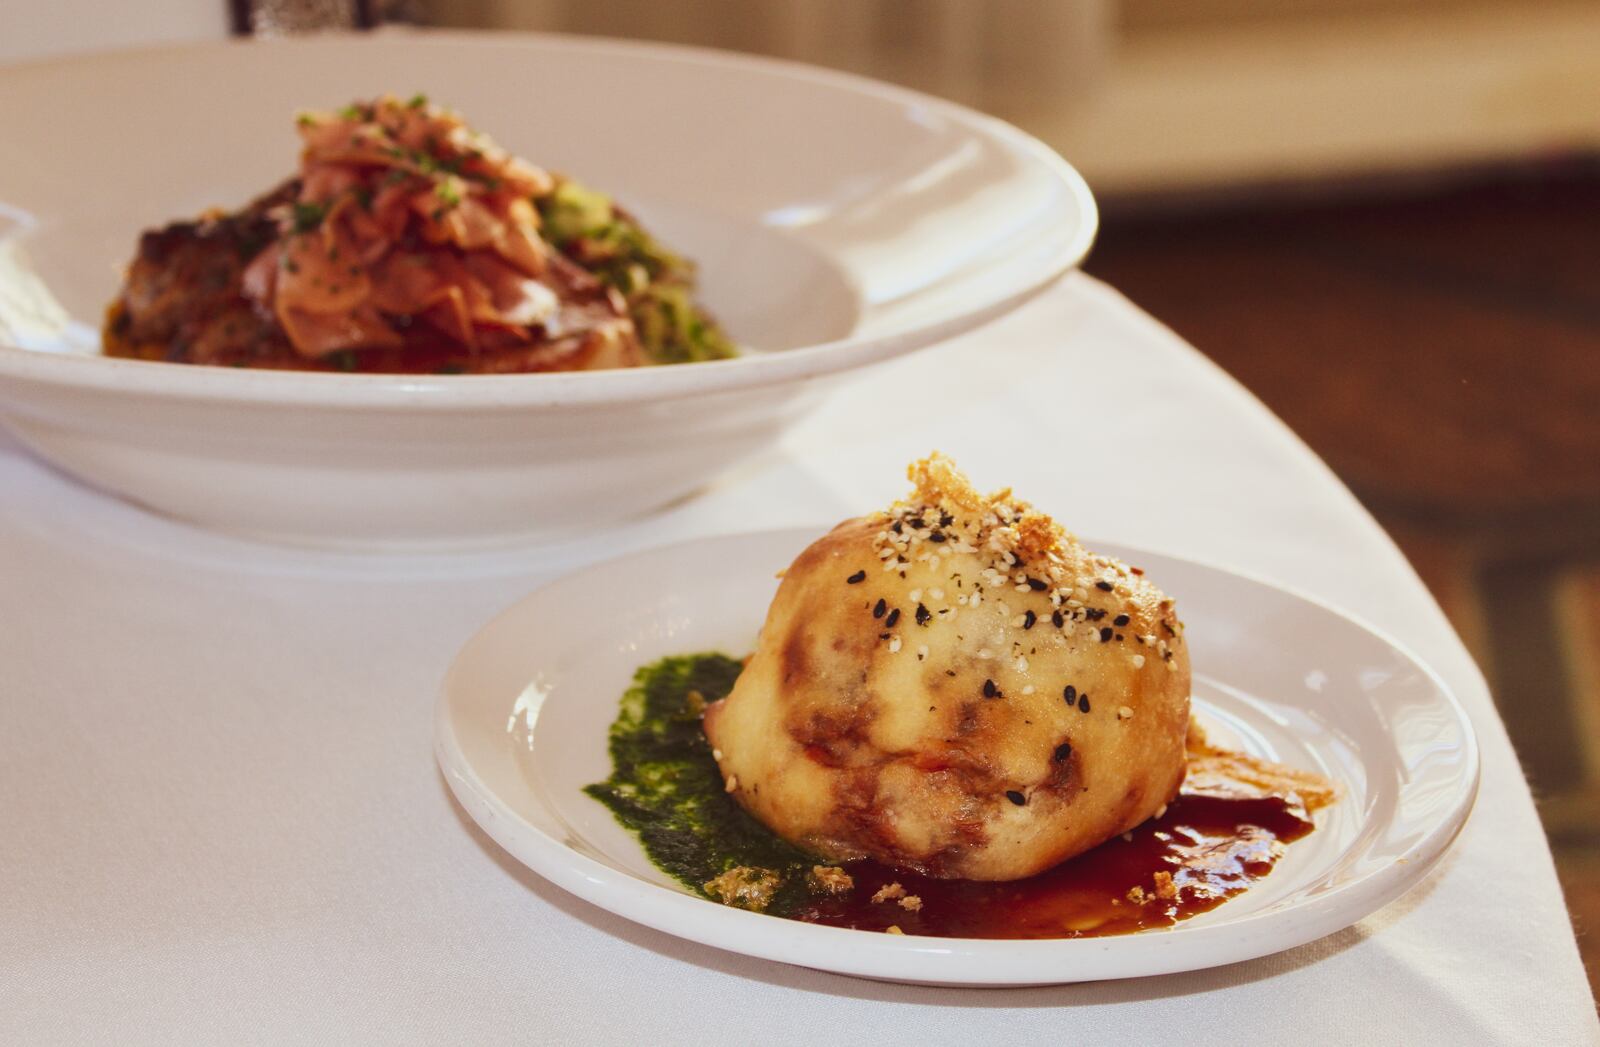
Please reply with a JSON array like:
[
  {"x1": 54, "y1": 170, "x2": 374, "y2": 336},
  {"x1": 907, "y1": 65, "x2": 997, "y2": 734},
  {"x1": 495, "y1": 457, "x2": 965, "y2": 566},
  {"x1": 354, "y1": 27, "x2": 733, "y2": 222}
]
[{"x1": 104, "y1": 95, "x2": 732, "y2": 374}]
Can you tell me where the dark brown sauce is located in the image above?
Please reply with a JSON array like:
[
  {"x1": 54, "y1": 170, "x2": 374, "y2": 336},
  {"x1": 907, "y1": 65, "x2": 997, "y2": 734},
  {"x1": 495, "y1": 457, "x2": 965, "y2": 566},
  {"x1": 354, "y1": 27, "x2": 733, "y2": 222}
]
[{"x1": 793, "y1": 792, "x2": 1314, "y2": 939}]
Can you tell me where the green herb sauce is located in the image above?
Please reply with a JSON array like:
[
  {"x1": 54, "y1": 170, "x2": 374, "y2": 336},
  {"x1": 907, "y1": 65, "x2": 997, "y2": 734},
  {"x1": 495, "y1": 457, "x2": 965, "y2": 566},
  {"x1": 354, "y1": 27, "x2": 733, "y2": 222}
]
[{"x1": 584, "y1": 653, "x2": 818, "y2": 915}]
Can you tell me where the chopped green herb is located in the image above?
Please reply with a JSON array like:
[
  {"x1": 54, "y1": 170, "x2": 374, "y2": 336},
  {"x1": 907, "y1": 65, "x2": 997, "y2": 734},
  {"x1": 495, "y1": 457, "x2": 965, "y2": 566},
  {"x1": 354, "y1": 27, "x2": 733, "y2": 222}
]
[
  {"x1": 536, "y1": 180, "x2": 736, "y2": 364},
  {"x1": 585, "y1": 653, "x2": 816, "y2": 915},
  {"x1": 407, "y1": 92, "x2": 428, "y2": 109},
  {"x1": 291, "y1": 201, "x2": 327, "y2": 234}
]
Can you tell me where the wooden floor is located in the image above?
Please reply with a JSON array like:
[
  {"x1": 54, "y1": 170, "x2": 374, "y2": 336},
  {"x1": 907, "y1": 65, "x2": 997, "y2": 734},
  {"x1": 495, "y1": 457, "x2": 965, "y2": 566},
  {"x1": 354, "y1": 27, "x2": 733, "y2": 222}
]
[{"x1": 1086, "y1": 161, "x2": 1600, "y2": 1002}]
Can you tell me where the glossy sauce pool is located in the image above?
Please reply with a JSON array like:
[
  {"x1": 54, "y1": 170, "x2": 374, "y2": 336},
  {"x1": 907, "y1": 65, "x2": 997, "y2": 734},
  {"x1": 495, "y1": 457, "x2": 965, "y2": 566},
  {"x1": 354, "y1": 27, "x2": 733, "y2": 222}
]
[{"x1": 791, "y1": 792, "x2": 1314, "y2": 939}]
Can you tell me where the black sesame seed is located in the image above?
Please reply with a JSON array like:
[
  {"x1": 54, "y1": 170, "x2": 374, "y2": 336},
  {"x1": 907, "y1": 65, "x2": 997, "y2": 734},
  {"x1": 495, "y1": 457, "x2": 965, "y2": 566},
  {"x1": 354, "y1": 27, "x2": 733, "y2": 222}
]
[
  {"x1": 1053, "y1": 741, "x2": 1072, "y2": 763},
  {"x1": 1085, "y1": 608, "x2": 1107, "y2": 621},
  {"x1": 1099, "y1": 627, "x2": 1113, "y2": 643},
  {"x1": 1005, "y1": 790, "x2": 1026, "y2": 806},
  {"x1": 982, "y1": 678, "x2": 999, "y2": 699},
  {"x1": 939, "y1": 511, "x2": 954, "y2": 527},
  {"x1": 915, "y1": 603, "x2": 932, "y2": 626},
  {"x1": 1113, "y1": 613, "x2": 1130, "y2": 627},
  {"x1": 1026, "y1": 577, "x2": 1047, "y2": 591},
  {"x1": 885, "y1": 608, "x2": 901, "y2": 628},
  {"x1": 1115, "y1": 633, "x2": 1124, "y2": 641},
  {"x1": 928, "y1": 531, "x2": 947, "y2": 543},
  {"x1": 1022, "y1": 609, "x2": 1037, "y2": 630},
  {"x1": 1079, "y1": 693, "x2": 1091, "y2": 713},
  {"x1": 1161, "y1": 621, "x2": 1176, "y2": 635},
  {"x1": 946, "y1": 669, "x2": 957, "y2": 677},
  {"x1": 878, "y1": 632, "x2": 891, "y2": 640},
  {"x1": 1063, "y1": 685, "x2": 1077, "y2": 704},
  {"x1": 891, "y1": 521, "x2": 903, "y2": 534},
  {"x1": 1096, "y1": 580, "x2": 1114, "y2": 592},
  {"x1": 1051, "y1": 610, "x2": 1065, "y2": 628},
  {"x1": 873, "y1": 598, "x2": 887, "y2": 619},
  {"x1": 846, "y1": 570, "x2": 866, "y2": 584}
]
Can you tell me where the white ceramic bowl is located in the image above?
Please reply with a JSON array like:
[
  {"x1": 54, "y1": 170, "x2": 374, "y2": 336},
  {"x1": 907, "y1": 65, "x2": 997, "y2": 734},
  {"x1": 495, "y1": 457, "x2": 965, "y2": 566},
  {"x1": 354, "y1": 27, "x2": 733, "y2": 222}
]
[{"x1": 0, "y1": 32, "x2": 1095, "y2": 548}]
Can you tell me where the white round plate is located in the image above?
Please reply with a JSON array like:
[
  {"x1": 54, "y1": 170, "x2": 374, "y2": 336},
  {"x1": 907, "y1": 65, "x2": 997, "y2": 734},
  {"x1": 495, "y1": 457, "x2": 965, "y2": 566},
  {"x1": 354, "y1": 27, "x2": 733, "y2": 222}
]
[
  {"x1": 436, "y1": 528, "x2": 1479, "y2": 986},
  {"x1": 0, "y1": 32, "x2": 1094, "y2": 548}
]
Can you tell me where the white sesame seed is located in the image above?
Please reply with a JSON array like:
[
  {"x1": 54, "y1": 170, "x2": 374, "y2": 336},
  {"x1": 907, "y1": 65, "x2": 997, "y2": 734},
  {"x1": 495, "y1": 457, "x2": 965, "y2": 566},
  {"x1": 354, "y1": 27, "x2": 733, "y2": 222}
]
[
  {"x1": 970, "y1": 591, "x2": 983, "y2": 607},
  {"x1": 1011, "y1": 615, "x2": 1027, "y2": 628},
  {"x1": 888, "y1": 635, "x2": 902, "y2": 653},
  {"x1": 929, "y1": 588, "x2": 944, "y2": 600},
  {"x1": 1132, "y1": 655, "x2": 1146, "y2": 669},
  {"x1": 909, "y1": 588, "x2": 922, "y2": 602},
  {"x1": 878, "y1": 546, "x2": 895, "y2": 559},
  {"x1": 917, "y1": 644, "x2": 929, "y2": 660},
  {"x1": 978, "y1": 648, "x2": 993, "y2": 659},
  {"x1": 1021, "y1": 685, "x2": 1035, "y2": 695},
  {"x1": 1117, "y1": 706, "x2": 1134, "y2": 719},
  {"x1": 1014, "y1": 656, "x2": 1029, "y2": 673},
  {"x1": 712, "y1": 748, "x2": 723, "y2": 760},
  {"x1": 725, "y1": 775, "x2": 739, "y2": 792}
]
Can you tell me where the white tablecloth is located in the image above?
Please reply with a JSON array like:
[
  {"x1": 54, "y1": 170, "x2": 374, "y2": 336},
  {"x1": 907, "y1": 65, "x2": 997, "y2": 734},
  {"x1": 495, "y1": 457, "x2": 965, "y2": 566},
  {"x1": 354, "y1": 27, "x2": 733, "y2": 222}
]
[{"x1": 3, "y1": 275, "x2": 1594, "y2": 1045}]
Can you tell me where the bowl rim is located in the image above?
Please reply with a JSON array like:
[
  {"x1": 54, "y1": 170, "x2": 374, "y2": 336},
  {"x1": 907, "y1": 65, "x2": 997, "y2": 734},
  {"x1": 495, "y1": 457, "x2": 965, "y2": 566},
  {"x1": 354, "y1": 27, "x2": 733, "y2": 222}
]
[{"x1": 0, "y1": 29, "x2": 1097, "y2": 410}]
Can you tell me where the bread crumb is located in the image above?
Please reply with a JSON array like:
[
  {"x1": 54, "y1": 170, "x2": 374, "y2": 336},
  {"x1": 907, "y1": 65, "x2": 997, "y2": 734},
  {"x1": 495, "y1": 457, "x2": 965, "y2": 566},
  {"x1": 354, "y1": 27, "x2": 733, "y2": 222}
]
[
  {"x1": 1126, "y1": 885, "x2": 1147, "y2": 904},
  {"x1": 898, "y1": 894, "x2": 923, "y2": 912},
  {"x1": 872, "y1": 882, "x2": 906, "y2": 904},
  {"x1": 807, "y1": 865, "x2": 855, "y2": 896},
  {"x1": 703, "y1": 867, "x2": 780, "y2": 912},
  {"x1": 1153, "y1": 871, "x2": 1177, "y2": 901},
  {"x1": 885, "y1": 925, "x2": 904, "y2": 935}
]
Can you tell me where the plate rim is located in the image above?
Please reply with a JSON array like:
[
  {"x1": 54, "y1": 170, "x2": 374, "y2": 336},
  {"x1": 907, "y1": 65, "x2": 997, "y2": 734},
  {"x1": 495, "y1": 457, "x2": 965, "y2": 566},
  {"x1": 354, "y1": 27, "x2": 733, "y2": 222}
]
[
  {"x1": 434, "y1": 526, "x2": 1481, "y2": 985},
  {"x1": 0, "y1": 29, "x2": 1097, "y2": 409}
]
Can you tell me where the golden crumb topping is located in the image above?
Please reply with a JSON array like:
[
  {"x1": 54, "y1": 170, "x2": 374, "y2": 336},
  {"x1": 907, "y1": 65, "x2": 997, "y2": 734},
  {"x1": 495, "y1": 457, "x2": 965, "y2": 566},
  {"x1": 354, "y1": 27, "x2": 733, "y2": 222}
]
[
  {"x1": 807, "y1": 866, "x2": 855, "y2": 896},
  {"x1": 861, "y1": 454, "x2": 1187, "y2": 672},
  {"x1": 871, "y1": 882, "x2": 907, "y2": 904},
  {"x1": 703, "y1": 866, "x2": 780, "y2": 911},
  {"x1": 902, "y1": 452, "x2": 1070, "y2": 563}
]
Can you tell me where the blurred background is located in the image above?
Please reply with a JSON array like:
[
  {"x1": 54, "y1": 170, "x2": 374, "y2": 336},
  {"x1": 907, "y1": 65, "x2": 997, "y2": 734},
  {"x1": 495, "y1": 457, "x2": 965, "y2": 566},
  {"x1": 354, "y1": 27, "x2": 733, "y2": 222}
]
[{"x1": 6, "y1": 0, "x2": 1599, "y2": 996}]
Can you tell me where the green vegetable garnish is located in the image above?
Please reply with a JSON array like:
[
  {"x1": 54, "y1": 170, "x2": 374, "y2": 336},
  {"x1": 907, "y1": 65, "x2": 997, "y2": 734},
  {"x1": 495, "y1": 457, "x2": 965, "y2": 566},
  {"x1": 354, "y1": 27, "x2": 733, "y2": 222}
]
[
  {"x1": 537, "y1": 181, "x2": 737, "y2": 365},
  {"x1": 291, "y1": 201, "x2": 327, "y2": 234}
]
